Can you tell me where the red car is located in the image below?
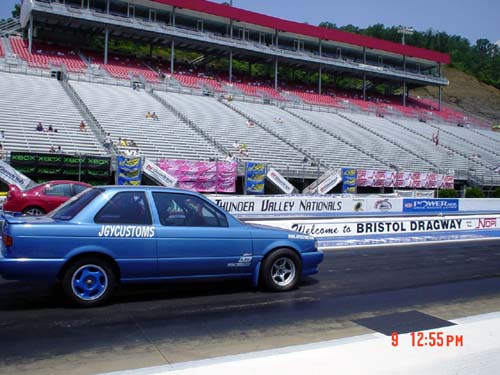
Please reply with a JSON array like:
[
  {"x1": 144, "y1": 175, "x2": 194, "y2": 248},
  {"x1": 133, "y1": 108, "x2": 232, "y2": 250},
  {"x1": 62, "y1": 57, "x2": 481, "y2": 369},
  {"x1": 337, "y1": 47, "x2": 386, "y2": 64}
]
[{"x1": 3, "y1": 180, "x2": 91, "y2": 215}]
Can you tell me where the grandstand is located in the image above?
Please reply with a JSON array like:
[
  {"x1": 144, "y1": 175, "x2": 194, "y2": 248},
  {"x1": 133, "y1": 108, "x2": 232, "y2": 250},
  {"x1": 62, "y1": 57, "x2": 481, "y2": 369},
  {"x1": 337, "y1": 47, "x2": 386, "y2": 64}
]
[{"x1": 0, "y1": 0, "x2": 498, "y2": 189}]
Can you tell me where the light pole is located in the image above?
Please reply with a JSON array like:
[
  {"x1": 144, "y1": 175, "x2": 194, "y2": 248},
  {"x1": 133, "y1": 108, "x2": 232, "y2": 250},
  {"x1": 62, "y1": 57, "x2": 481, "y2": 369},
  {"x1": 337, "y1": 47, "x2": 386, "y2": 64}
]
[{"x1": 397, "y1": 26, "x2": 414, "y2": 45}]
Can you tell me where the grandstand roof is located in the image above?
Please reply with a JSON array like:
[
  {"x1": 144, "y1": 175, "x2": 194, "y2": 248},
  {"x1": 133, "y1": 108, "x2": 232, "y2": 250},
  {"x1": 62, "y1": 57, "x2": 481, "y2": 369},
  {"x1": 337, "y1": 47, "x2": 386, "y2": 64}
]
[{"x1": 149, "y1": 0, "x2": 450, "y2": 64}]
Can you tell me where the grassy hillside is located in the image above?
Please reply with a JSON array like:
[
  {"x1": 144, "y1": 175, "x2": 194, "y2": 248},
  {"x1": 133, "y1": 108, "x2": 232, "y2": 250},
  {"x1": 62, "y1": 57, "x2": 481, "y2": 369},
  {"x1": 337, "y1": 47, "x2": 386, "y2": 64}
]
[{"x1": 412, "y1": 66, "x2": 500, "y2": 124}]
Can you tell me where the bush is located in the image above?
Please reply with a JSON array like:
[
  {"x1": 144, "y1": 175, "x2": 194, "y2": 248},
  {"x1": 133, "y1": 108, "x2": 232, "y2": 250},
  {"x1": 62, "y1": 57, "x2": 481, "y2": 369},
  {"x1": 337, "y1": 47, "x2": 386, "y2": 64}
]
[
  {"x1": 438, "y1": 189, "x2": 459, "y2": 198},
  {"x1": 492, "y1": 187, "x2": 500, "y2": 198},
  {"x1": 465, "y1": 187, "x2": 485, "y2": 198}
]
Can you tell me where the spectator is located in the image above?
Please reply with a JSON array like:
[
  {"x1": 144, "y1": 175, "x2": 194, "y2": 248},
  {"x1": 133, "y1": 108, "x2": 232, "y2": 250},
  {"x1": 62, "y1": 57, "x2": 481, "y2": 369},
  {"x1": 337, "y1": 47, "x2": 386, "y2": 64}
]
[
  {"x1": 152, "y1": 112, "x2": 159, "y2": 121},
  {"x1": 232, "y1": 140, "x2": 240, "y2": 150},
  {"x1": 79, "y1": 121, "x2": 87, "y2": 132},
  {"x1": 49, "y1": 145, "x2": 56, "y2": 153},
  {"x1": 104, "y1": 132, "x2": 112, "y2": 152},
  {"x1": 146, "y1": 112, "x2": 152, "y2": 119},
  {"x1": 57, "y1": 146, "x2": 63, "y2": 154},
  {"x1": 47, "y1": 125, "x2": 55, "y2": 132},
  {"x1": 36, "y1": 122, "x2": 44, "y2": 132},
  {"x1": 0, "y1": 144, "x2": 3, "y2": 160}
]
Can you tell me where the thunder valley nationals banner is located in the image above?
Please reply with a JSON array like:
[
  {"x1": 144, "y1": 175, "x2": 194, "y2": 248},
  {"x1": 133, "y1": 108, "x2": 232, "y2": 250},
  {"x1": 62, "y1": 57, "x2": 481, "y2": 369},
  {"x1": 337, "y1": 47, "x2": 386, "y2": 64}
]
[
  {"x1": 357, "y1": 170, "x2": 454, "y2": 189},
  {"x1": 158, "y1": 159, "x2": 237, "y2": 193}
]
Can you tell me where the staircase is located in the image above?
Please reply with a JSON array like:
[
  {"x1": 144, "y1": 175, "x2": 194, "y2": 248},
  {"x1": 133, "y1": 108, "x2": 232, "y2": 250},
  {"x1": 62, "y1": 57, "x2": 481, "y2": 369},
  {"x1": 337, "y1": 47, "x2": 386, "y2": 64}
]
[
  {"x1": 222, "y1": 99, "x2": 325, "y2": 169},
  {"x1": 61, "y1": 79, "x2": 117, "y2": 155},
  {"x1": 149, "y1": 90, "x2": 230, "y2": 159},
  {"x1": 0, "y1": 17, "x2": 21, "y2": 37}
]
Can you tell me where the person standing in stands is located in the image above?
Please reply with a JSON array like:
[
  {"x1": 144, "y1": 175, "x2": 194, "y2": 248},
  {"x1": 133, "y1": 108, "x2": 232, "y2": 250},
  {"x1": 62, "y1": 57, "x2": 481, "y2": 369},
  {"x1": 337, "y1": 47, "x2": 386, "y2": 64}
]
[
  {"x1": 104, "y1": 132, "x2": 112, "y2": 152},
  {"x1": 36, "y1": 122, "x2": 44, "y2": 132},
  {"x1": 57, "y1": 145, "x2": 63, "y2": 154},
  {"x1": 79, "y1": 121, "x2": 87, "y2": 132}
]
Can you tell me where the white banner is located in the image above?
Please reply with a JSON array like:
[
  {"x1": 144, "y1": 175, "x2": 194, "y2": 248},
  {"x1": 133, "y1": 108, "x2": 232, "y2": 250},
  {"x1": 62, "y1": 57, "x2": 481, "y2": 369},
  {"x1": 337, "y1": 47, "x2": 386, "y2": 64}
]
[
  {"x1": 0, "y1": 160, "x2": 34, "y2": 190},
  {"x1": 249, "y1": 215, "x2": 500, "y2": 238},
  {"x1": 266, "y1": 168, "x2": 295, "y2": 194},
  {"x1": 316, "y1": 172, "x2": 342, "y2": 195},
  {"x1": 142, "y1": 159, "x2": 178, "y2": 187},
  {"x1": 208, "y1": 195, "x2": 402, "y2": 216}
]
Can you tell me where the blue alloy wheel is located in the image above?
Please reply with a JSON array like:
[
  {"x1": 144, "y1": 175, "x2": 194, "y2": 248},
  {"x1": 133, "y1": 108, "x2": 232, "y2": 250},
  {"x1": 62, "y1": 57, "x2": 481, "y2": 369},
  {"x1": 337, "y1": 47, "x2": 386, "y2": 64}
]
[
  {"x1": 62, "y1": 257, "x2": 116, "y2": 307},
  {"x1": 71, "y1": 264, "x2": 108, "y2": 301}
]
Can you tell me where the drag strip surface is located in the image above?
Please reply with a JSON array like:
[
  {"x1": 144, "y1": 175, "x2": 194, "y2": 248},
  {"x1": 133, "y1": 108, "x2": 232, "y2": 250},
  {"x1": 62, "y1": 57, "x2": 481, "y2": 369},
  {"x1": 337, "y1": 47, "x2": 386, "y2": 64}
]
[{"x1": 1, "y1": 239, "x2": 500, "y2": 375}]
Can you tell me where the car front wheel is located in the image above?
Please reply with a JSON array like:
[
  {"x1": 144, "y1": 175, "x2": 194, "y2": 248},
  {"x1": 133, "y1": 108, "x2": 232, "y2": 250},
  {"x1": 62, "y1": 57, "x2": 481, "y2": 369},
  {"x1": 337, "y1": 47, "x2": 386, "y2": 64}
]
[
  {"x1": 261, "y1": 249, "x2": 302, "y2": 292},
  {"x1": 62, "y1": 257, "x2": 116, "y2": 307}
]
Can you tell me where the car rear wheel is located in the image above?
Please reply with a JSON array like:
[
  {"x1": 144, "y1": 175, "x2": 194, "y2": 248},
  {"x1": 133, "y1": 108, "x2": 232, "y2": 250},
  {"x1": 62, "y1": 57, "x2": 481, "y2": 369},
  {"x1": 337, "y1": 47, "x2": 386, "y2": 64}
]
[
  {"x1": 62, "y1": 257, "x2": 116, "y2": 307},
  {"x1": 261, "y1": 249, "x2": 302, "y2": 292},
  {"x1": 22, "y1": 206, "x2": 46, "y2": 216}
]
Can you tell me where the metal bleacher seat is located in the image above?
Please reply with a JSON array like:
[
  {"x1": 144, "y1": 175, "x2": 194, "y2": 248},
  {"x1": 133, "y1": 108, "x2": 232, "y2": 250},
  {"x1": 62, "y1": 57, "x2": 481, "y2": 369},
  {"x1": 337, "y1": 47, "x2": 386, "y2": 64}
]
[
  {"x1": 70, "y1": 81, "x2": 223, "y2": 161},
  {"x1": 0, "y1": 71, "x2": 106, "y2": 156}
]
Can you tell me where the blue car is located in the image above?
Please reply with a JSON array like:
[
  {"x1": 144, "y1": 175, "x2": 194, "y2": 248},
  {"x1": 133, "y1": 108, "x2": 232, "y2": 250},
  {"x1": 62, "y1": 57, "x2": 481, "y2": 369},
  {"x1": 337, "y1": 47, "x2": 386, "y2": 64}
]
[{"x1": 0, "y1": 186, "x2": 323, "y2": 306}]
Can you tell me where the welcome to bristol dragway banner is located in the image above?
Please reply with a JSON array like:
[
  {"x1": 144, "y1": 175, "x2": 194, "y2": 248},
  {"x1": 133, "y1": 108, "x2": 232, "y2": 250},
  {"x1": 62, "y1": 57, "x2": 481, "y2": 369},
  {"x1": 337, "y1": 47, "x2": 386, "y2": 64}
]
[
  {"x1": 357, "y1": 169, "x2": 454, "y2": 189},
  {"x1": 158, "y1": 159, "x2": 237, "y2": 193},
  {"x1": 249, "y1": 214, "x2": 500, "y2": 239},
  {"x1": 116, "y1": 156, "x2": 142, "y2": 185}
]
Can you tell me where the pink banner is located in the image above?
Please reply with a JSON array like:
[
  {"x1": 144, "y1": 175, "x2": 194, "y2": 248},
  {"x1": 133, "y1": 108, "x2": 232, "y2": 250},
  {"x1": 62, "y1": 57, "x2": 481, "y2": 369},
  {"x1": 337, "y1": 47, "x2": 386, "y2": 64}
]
[
  {"x1": 158, "y1": 159, "x2": 238, "y2": 193},
  {"x1": 357, "y1": 169, "x2": 454, "y2": 189}
]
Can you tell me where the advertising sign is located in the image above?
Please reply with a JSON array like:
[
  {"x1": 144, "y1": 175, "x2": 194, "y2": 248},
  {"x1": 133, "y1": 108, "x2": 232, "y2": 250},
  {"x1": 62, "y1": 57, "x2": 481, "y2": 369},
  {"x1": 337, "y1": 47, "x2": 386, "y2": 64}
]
[
  {"x1": 116, "y1": 156, "x2": 142, "y2": 185},
  {"x1": 143, "y1": 159, "x2": 177, "y2": 187},
  {"x1": 0, "y1": 160, "x2": 34, "y2": 190},
  {"x1": 316, "y1": 172, "x2": 342, "y2": 195},
  {"x1": 342, "y1": 168, "x2": 357, "y2": 194},
  {"x1": 10, "y1": 152, "x2": 111, "y2": 182},
  {"x1": 357, "y1": 169, "x2": 454, "y2": 189},
  {"x1": 402, "y1": 199, "x2": 459, "y2": 213},
  {"x1": 266, "y1": 168, "x2": 295, "y2": 194},
  {"x1": 245, "y1": 162, "x2": 266, "y2": 194}
]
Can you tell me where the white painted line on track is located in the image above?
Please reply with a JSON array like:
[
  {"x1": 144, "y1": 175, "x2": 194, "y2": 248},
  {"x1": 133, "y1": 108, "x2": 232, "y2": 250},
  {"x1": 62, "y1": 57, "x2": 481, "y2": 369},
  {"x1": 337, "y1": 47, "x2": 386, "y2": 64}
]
[{"x1": 100, "y1": 310, "x2": 500, "y2": 375}]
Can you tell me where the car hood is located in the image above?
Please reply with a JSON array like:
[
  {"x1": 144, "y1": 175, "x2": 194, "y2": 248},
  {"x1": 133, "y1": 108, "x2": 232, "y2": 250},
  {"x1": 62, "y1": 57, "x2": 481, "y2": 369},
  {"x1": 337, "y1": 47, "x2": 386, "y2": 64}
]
[{"x1": 245, "y1": 222, "x2": 314, "y2": 240}]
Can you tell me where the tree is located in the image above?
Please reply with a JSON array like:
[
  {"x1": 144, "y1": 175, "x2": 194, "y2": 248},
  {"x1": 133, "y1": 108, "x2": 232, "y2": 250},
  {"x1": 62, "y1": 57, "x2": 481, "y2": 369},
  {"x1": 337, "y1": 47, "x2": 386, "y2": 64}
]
[
  {"x1": 465, "y1": 187, "x2": 485, "y2": 198},
  {"x1": 437, "y1": 189, "x2": 458, "y2": 198}
]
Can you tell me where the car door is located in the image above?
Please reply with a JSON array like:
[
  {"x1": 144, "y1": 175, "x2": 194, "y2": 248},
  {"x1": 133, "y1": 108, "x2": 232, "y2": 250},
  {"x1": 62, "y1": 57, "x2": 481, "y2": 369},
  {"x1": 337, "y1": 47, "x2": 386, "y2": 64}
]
[
  {"x1": 43, "y1": 183, "x2": 73, "y2": 212},
  {"x1": 152, "y1": 192, "x2": 253, "y2": 278},
  {"x1": 93, "y1": 191, "x2": 157, "y2": 279}
]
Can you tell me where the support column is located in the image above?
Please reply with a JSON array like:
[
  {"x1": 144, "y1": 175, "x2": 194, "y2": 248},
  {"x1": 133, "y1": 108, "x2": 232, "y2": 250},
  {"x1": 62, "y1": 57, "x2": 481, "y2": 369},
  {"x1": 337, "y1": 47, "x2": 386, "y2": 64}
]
[
  {"x1": 171, "y1": 6, "x2": 176, "y2": 27},
  {"x1": 319, "y1": 39, "x2": 322, "y2": 56},
  {"x1": 274, "y1": 58, "x2": 278, "y2": 90},
  {"x1": 104, "y1": 26, "x2": 109, "y2": 65},
  {"x1": 229, "y1": 49, "x2": 233, "y2": 83},
  {"x1": 229, "y1": 20, "x2": 233, "y2": 38},
  {"x1": 28, "y1": 15, "x2": 33, "y2": 54},
  {"x1": 438, "y1": 86, "x2": 442, "y2": 111},
  {"x1": 170, "y1": 40, "x2": 175, "y2": 74},
  {"x1": 403, "y1": 55, "x2": 406, "y2": 72},
  {"x1": 106, "y1": 0, "x2": 110, "y2": 14},
  {"x1": 274, "y1": 30, "x2": 279, "y2": 47},
  {"x1": 362, "y1": 73, "x2": 366, "y2": 101},
  {"x1": 318, "y1": 65, "x2": 322, "y2": 95},
  {"x1": 402, "y1": 81, "x2": 406, "y2": 107},
  {"x1": 363, "y1": 47, "x2": 366, "y2": 64}
]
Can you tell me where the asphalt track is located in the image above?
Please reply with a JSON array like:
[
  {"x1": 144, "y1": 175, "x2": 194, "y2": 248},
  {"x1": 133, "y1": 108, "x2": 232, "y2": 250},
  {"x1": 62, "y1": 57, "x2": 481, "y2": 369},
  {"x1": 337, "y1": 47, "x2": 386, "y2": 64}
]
[{"x1": 1, "y1": 239, "x2": 500, "y2": 375}]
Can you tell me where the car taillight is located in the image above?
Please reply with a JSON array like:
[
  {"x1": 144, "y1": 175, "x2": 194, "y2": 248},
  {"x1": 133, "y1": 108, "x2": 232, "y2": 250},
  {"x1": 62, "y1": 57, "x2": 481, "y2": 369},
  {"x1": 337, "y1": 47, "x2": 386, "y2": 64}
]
[{"x1": 2, "y1": 234, "x2": 13, "y2": 247}]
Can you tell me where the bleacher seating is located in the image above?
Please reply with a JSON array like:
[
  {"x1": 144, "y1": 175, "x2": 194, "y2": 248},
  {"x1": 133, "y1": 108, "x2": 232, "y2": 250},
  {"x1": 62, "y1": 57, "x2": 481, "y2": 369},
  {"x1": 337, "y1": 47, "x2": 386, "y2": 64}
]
[
  {"x1": 155, "y1": 91, "x2": 317, "y2": 174},
  {"x1": 70, "y1": 81, "x2": 223, "y2": 161},
  {"x1": 9, "y1": 37, "x2": 87, "y2": 73},
  {"x1": 0, "y1": 40, "x2": 4, "y2": 58},
  {"x1": 172, "y1": 73, "x2": 222, "y2": 92},
  {"x1": 84, "y1": 51, "x2": 160, "y2": 82},
  {"x1": 0, "y1": 72, "x2": 106, "y2": 155},
  {"x1": 230, "y1": 101, "x2": 384, "y2": 170}
]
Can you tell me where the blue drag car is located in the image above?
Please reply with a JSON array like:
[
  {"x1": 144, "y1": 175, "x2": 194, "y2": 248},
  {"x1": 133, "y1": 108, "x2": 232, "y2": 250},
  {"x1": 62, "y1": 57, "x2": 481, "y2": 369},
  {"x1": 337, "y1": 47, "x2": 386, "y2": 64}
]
[{"x1": 0, "y1": 186, "x2": 323, "y2": 306}]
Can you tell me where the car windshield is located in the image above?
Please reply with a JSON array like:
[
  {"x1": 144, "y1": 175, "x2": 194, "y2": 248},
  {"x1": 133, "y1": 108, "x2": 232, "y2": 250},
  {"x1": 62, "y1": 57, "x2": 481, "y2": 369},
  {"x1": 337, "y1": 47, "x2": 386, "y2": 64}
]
[{"x1": 49, "y1": 188, "x2": 103, "y2": 221}]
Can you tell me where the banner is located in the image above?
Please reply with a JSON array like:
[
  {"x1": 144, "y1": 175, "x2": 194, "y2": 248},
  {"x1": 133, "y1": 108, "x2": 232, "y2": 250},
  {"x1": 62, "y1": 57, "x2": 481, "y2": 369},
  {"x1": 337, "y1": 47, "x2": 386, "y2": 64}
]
[
  {"x1": 158, "y1": 159, "x2": 236, "y2": 192},
  {"x1": 245, "y1": 162, "x2": 266, "y2": 194},
  {"x1": 143, "y1": 159, "x2": 177, "y2": 187},
  {"x1": 116, "y1": 156, "x2": 142, "y2": 185},
  {"x1": 342, "y1": 168, "x2": 358, "y2": 194},
  {"x1": 10, "y1": 152, "x2": 111, "y2": 182},
  {"x1": 402, "y1": 199, "x2": 459, "y2": 213},
  {"x1": 0, "y1": 160, "x2": 34, "y2": 190},
  {"x1": 266, "y1": 167, "x2": 295, "y2": 194},
  {"x1": 316, "y1": 171, "x2": 342, "y2": 195},
  {"x1": 357, "y1": 169, "x2": 454, "y2": 189},
  {"x1": 249, "y1": 214, "x2": 500, "y2": 238}
]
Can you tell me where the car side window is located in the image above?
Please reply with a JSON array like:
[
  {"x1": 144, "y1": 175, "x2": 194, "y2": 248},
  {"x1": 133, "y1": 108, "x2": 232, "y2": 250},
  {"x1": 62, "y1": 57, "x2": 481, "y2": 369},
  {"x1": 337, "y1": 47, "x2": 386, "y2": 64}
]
[
  {"x1": 94, "y1": 191, "x2": 152, "y2": 225},
  {"x1": 72, "y1": 184, "x2": 88, "y2": 196},
  {"x1": 44, "y1": 184, "x2": 73, "y2": 197},
  {"x1": 153, "y1": 193, "x2": 228, "y2": 227}
]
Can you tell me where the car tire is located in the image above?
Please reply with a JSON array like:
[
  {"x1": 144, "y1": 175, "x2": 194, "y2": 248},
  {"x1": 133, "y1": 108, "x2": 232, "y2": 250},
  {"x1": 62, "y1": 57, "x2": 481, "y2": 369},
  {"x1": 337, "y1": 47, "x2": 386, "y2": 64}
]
[
  {"x1": 261, "y1": 248, "x2": 302, "y2": 292},
  {"x1": 62, "y1": 257, "x2": 116, "y2": 307},
  {"x1": 22, "y1": 206, "x2": 46, "y2": 216}
]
